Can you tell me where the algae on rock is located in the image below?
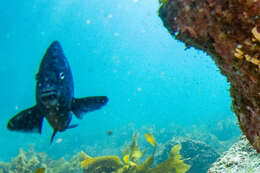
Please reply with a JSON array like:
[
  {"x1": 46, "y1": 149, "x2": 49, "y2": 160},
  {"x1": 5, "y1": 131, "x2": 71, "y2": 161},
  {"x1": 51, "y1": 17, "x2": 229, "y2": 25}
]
[{"x1": 0, "y1": 147, "x2": 81, "y2": 173}]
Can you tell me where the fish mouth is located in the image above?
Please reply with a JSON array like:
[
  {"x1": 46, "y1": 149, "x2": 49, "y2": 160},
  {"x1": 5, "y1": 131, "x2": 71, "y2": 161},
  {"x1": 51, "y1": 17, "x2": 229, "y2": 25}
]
[{"x1": 40, "y1": 89, "x2": 58, "y2": 104}]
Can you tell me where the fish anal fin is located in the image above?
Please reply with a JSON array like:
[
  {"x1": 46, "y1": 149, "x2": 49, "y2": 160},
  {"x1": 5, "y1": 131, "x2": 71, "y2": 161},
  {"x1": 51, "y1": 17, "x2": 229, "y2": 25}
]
[
  {"x1": 50, "y1": 130, "x2": 57, "y2": 144},
  {"x1": 7, "y1": 106, "x2": 44, "y2": 133},
  {"x1": 71, "y1": 96, "x2": 108, "y2": 119}
]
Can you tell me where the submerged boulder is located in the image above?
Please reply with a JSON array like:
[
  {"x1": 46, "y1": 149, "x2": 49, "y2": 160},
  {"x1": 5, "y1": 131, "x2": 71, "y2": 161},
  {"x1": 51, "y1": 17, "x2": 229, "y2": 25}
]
[
  {"x1": 155, "y1": 137, "x2": 219, "y2": 173},
  {"x1": 208, "y1": 135, "x2": 260, "y2": 173}
]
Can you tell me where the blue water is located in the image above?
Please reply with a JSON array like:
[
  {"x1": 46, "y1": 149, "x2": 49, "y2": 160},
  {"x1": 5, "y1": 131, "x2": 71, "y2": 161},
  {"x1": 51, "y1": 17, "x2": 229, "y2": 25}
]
[{"x1": 0, "y1": 0, "x2": 235, "y2": 161}]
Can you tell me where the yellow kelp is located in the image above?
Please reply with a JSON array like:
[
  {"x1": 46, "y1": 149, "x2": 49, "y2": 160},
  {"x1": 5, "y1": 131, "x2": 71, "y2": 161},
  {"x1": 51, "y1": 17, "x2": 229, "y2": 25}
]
[
  {"x1": 149, "y1": 144, "x2": 190, "y2": 173},
  {"x1": 122, "y1": 133, "x2": 146, "y2": 166},
  {"x1": 144, "y1": 134, "x2": 156, "y2": 147},
  {"x1": 81, "y1": 133, "x2": 190, "y2": 173},
  {"x1": 34, "y1": 168, "x2": 45, "y2": 173},
  {"x1": 81, "y1": 156, "x2": 123, "y2": 172}
]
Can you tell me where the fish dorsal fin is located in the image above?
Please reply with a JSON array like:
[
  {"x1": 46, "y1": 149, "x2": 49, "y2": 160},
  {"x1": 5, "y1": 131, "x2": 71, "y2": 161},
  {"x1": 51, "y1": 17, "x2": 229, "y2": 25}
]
[
  {"x1": 50, "y1": 130, "x2": 57, "y2": 144},
  {"x1": 7, "y1": 105, "x2": 44, "y2": 133},
  {"x1": 71, "y1": 96, "x2": 108, "y2": 119}
]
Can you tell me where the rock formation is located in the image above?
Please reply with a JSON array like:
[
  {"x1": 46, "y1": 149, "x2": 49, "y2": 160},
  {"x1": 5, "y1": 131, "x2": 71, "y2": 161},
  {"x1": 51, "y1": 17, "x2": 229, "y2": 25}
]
[{"x1": 159, "y1": 0, "x2": 260, "y2": 152}]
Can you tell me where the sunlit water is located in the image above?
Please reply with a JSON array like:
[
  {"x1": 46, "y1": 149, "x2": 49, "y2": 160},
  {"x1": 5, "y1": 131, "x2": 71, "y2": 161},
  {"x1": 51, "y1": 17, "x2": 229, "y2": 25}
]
[{"x1": 0, "y1": 0, "x2": 238, "y2": 161}]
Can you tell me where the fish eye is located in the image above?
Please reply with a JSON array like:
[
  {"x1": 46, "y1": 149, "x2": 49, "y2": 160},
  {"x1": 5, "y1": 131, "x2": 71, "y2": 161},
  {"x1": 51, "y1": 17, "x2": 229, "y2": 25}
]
[{"x1": 59, "y1": 72, "x2": 65, "y2": 80}]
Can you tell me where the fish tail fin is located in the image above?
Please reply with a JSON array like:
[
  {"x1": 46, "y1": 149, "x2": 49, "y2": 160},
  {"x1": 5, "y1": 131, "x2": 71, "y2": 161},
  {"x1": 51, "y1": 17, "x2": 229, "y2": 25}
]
[
  {"x1": 7, "y1": 105, "x2": 44, "y2": 133},
  {"x1": 71, "y1": 96, "x2": 108, "y2": 119}
]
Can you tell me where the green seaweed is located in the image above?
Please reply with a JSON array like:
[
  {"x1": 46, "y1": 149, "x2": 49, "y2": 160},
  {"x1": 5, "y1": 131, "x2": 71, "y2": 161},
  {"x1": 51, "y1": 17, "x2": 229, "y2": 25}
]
[
  {"x1": 150, "y1": 144, "x2": 189, "y2": 173},
  {"x1": 159, "y1": 0, "x2": 168, "y2": 7}
]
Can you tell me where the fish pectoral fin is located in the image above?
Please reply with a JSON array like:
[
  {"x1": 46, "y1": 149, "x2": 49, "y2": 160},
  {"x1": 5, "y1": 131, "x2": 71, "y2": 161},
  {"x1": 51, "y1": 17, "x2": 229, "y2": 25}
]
[
  {"x1": 67, "y1": 124, "x2": 78, "y2": 129},
  {"x1": 7, "y1": 105, "x2": 44, "y2": 133},
  {"x1": 71, "y1": 96, "x2": 108, "y2": 119}
]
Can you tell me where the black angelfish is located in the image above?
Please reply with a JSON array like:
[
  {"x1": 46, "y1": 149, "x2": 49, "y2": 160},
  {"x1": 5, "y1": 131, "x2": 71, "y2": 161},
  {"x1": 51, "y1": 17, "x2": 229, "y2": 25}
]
[{"x1": 7, "y1": 41, "x2": 108, "y2": 143}]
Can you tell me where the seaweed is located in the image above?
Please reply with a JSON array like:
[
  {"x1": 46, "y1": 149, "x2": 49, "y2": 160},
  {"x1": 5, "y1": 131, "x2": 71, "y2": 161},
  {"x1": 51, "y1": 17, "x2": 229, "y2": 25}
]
[{"x1": 81, "y1": 133, "x2": 190, "y2": 173}]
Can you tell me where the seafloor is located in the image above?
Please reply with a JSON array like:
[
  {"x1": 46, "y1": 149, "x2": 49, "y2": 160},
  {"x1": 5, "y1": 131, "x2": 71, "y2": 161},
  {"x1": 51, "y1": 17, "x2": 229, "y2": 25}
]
[{"x1": 0, "y1": 117, "x2": 240, "y2": 173}]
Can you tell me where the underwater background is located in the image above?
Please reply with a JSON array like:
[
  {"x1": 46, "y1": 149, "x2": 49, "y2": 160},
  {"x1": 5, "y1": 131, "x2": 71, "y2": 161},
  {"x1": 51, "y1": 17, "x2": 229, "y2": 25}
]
[{"x1": 0, "y1": 0, "x2": 240, "y2": 167}]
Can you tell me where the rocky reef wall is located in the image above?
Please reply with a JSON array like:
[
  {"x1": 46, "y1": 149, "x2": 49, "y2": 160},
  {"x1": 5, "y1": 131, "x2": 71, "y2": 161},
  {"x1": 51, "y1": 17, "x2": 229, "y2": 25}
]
[{"x1": 159, "y1": 0, "x2": 260, "y2": 152}]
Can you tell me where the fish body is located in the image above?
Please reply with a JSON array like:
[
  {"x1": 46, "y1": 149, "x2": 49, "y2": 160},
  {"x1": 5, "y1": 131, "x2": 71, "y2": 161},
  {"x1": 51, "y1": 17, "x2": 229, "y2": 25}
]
[
  {"x1": 7, "y1": 41, "x2": 108, "y2": 143},
  {"x1": 106, "y1": 130, "x2": 113, "y2": 136}
]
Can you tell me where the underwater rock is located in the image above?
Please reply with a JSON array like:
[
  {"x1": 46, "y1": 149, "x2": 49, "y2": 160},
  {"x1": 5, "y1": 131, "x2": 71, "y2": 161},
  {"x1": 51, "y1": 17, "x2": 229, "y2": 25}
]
[
  {"x1": 208, "y1": 135, "x2": 260, "y2": 173},
  {"x1": 155, "y1": 137, "x2": 219, "y2": 173},
  {"x1": 158, "y1": 0, "x2": 260, "y2": 152}
]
